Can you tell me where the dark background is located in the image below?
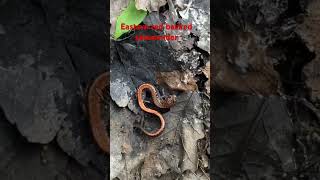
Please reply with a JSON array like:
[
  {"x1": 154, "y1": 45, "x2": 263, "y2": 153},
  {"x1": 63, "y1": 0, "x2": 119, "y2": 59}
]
[{"x1": 0, "y1": 0, "x2": 108, "y2": 179}]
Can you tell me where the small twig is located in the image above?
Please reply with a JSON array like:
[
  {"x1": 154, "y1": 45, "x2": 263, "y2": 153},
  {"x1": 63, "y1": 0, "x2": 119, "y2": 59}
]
[{"x1": 199, "y1": 165, "x2": 210, "y2": 180}]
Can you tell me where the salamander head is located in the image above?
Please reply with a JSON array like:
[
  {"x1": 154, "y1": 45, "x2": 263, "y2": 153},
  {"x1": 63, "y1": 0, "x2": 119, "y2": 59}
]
[{"x1": 161, "y1": 95, "x2": 176, "y2": 107}]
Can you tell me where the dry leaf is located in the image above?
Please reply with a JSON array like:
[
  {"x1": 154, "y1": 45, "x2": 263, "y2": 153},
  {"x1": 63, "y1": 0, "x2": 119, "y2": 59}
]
[
  {"x1": 141, "y1": 154, "x2": 170, "y2": 178},
  {"x1": 181, "y1": 119, "x2": 205, "y2": 172},
  {"x1": 156, "y1": 70, "x2": 198, "y2": 91},
  {"x1": 136, "y1": 0, "x2": 167, "y2": 12}
]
